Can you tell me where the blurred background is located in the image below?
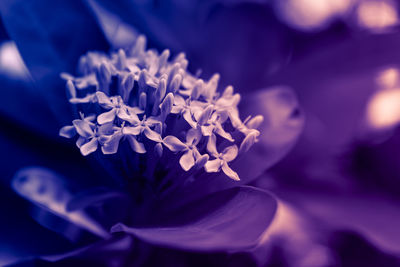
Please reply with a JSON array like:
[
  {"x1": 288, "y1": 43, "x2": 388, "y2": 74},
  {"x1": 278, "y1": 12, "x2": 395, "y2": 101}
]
[{"x1": 1, "y1": 0, "x2": 400, "y2": 266}]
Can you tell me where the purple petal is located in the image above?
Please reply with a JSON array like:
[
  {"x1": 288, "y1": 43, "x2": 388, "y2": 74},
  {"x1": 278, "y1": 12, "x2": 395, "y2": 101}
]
[
  {"x1": 126, "y1": 135, "x2": 146, "y2": 154},
  {"x1": 222, "y1": 145, "x2": 238, "y2": 162},
  {"x1": 201, "y1": 125, "x2": 214, "y2": 136},
  {"x1": 80, "y1": 138, "x2": 98, "y2": 156},
  {"x1": 76, "y1": 136, "x2": 86, "y2": 148},
  {"x1": 96, "y1": 91, "x2": 113, "y2": 108},
  {"x1": 221, "y1": 161, "x2": 240, "y2": 181},
  {"x1": 183, "y1": 109, "x2": 197, "y2": 128},
  {"x1": 206, "y1": 134, "x2": 218, "y2": 156},
  {"x1": 143, "y1": 127, "x2": 162, "y2": 142},
  {"x1": 101, "y1": 132, "x2": 123, "y2": 154},
  {"x1": 97, "y1": 108, "x2": 117, "y2": 124},
  {"x1": 72, "y1": 119, "x2": 94, "y2": 139},
  {"x1": 163, "y1": 136, "x2": 187, "y2": 152},
  {"x1": 186, "y1": 128, "x2": 201, "y2": 145},
  {"x1": 179, "y1": 150, "x2": 195, "y2": 171},
  {"x1": 117, "y1": 107, "x2": 139, "y2": 123},
  {"x1": 215, "y1": 123, "x2": 234, "y2": 141},
  {"x1": 59, "y1": 125, "x2": 76, "y2": 138},
  {"x1": 122, "y1": 126, "x2": 141, "y2": 136},
  {"x1": 205, "y1": 158, "x2": 222, "y2": 173},
  {"x1": 111, "y1": 186, "x2": 277, "y2": 252}
]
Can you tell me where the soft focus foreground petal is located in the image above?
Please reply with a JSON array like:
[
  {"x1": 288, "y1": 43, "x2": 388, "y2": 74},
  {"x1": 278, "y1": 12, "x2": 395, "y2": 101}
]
[
  {"x1": 0, "y1": 0, "x2": 109, "y2": 132},
  {"x1": 0, "y1": 114, "x2": 116, "y2": 263},
  {"x1": 112, "y1": 186, "x2": 277, "y2": 252},
  {"x1": 7, "y1": 235, "x2": 136, "y2": 267},
  {"x1": 12, "y1": 167, "x2": 109, "y2": 239},
  {"x1": 0, "y1": 114, "x2": 108, "y2": 188},
  {"x1": 0, "y1": 183, "x2": 76, "y2": 266}
]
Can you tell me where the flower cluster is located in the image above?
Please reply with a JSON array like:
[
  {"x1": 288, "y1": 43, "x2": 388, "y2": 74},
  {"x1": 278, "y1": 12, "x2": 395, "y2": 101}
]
[{"x1": 60, "y1": 35, "x2": 262, "y2": 183}]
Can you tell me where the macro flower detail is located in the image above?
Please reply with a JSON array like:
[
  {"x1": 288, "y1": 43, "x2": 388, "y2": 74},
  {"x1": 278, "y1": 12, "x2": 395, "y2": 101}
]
[{"x1": 60, "y1": 35, "x2": 262, "y2": 182}]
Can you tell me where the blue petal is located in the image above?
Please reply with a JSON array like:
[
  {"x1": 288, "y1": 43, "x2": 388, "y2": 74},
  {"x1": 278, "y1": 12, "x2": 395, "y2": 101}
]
[
  {"x1": 0, "y1": 0, "x2": 109, "y2": 133},
  {"x1": 111, "y1": 186, "x2": 276, "y2": 252},
  {"x1": 163, "y1": 136, "x2": 187, "y2": 152}
]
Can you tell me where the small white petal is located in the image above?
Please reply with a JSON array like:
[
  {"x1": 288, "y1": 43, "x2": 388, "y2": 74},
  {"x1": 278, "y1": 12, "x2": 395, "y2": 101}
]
[
  {"x1": 80, "y1": 138, "x2": 98, "y2": 156},
  {"x1": 59, "y1": 125, "x2": 76, "y2": 138},
  {"x1": 122, "y1": 126, "x2": 141, "y2": 136},
  {"x1": 239, "y1": 130, "x2": 259, "y2": 154},
  {"x1": 201, "y1": 125, "x2": 214, "y2": 137},
  {"x1": 221, "y1": 162, "x2": 240, "y2": 181},
  {"x1": 76, "y1": 136, "x2": 86, "y2": 148},
  {"x1": 126, "y1": 135, "x2": 146, "y2": 154},
  {"x1": 206, "y1": 134, "x2": 218, "y2": 156},
  {"x1": 195, "y1": 154, "x2": 209, "y2": 169},
  {"x1": 101, "y1": 133, "x2": 123, "y2": 154},
  {"x1": 73, "y1": 119, "x2": 94, "y2": 139},
  {"x1": 205, "y1": 159, "x2": 222, "y2": 173},
  {"x1": 97, "y1": 109, "x2": 117, "y2": 124},
  {"x1": 222, "y1": 145, "x2": 238, "y2": 162},
  {"x1": 186, "y1": 128, "x2": 201, "y2": 145},
  {"x1": 163, "y1": 136, "x2": 187, "y2": 152},
  {"x1": 144, "y1": 127, "x2": 162, "y2": 142},
  {"x1": 179, "y1": 150, "x2": 195, "y2": 171},
  {"x1": 183, "y1": 110, "x2": 197, "y2": 128},
  {"x1": 96, "y1": 91, "x2": 113, "y2": 108},
  {"x1": 117, "y1": 108, "x2": 139, "y2": 124},
  {"x1": 246, "y1": 115, "x2": 264, "y2": 129},
  {"x1": 215, "y1": 123, "x2": 234, "y2": 142}
]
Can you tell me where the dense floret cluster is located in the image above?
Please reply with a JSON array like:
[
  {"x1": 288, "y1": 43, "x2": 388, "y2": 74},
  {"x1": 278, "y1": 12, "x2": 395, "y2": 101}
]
[{"x1": 60, "y1": 36, "x2": 262, "y2": 181}]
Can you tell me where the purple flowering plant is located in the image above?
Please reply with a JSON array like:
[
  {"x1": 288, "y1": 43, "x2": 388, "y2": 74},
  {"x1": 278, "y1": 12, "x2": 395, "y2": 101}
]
[
  {"x1": 0, "y1": 0, "x2": 305, "y2": 265},
  {"x1": 4, "y1": 0, "x2": 400, "y2": 266}
]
